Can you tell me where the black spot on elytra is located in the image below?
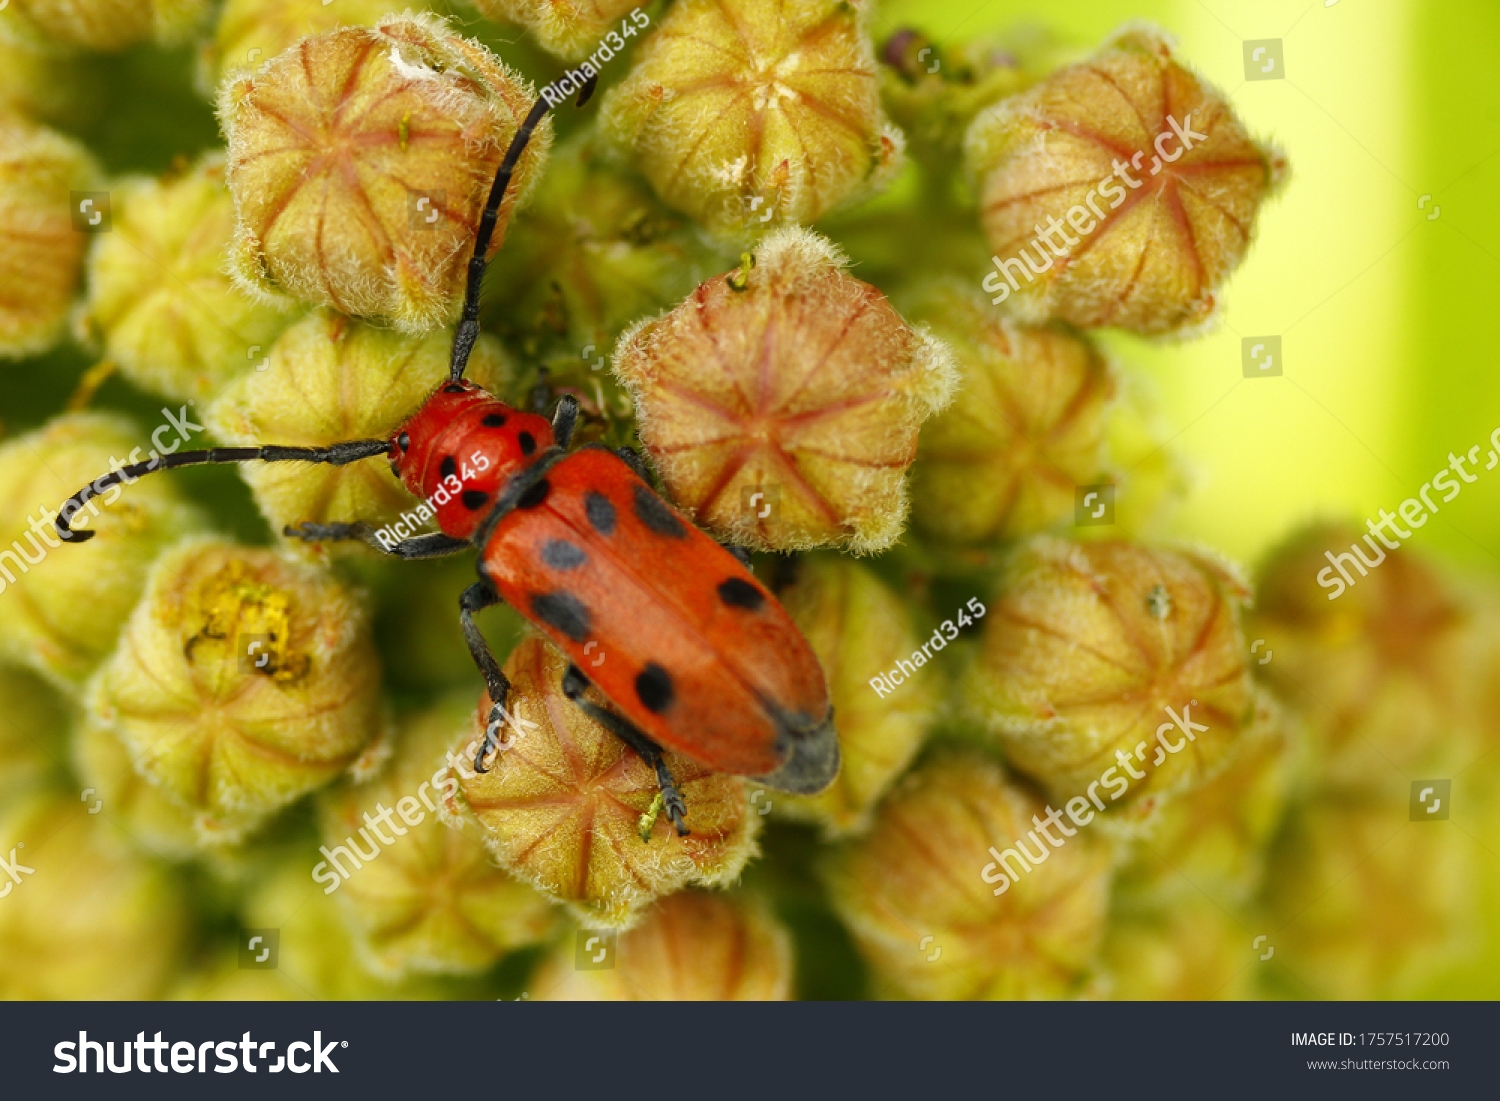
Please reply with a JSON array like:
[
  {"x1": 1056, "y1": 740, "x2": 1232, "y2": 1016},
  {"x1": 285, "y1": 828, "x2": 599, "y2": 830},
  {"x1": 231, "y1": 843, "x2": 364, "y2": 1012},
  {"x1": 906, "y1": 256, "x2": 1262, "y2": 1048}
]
[
  {"x1": 585, "y1": 491, "x2": 616, "y2": 535},
  {"x1": 440, "y1": 455, "x2": 457, "y2": 480},
  {"x1": 517, "y1": 478, "x2": 550, "y2": 509},
  {"x1": 397, "y1": 432, "x2": 410, "y2": 451},
  {"x1": 462, "y1": 490, "x2": 489, "y2": 511},
  {"x1": 518, "y1": 431, "x2": 536, "y2": 456},
  {"x1": 635, "y1": 662, "x2": 674, "y2": 713},
  {"x1": 717, "y1": 577, "x2": 764, "y2": 610},
  {"x1": 482, "y1": 413, "x2": 506, "y2": 427},
  {"x1": 542, "y1": 539, "x2": 586, "y2": 570},
  {"x1": 633, "y1": 484, "x2": 686, "y2": 539},
  {"x1": 531, "y1": 591, "x2": 590, "y2": 642}
]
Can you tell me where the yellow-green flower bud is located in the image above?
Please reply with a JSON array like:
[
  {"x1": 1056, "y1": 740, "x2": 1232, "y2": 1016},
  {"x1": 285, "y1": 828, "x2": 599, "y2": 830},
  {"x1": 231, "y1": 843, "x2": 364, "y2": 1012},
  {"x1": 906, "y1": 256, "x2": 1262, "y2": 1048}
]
[
  {"x1": 0, "y1": 793, "x2": 188, "y2": 998},
  {"x1": 1263, "y1": 792, "x2": 1472, "y2": 998},
  {"x1": 443, "y1": 634, "x2": 761, "y2": 929},
  {"x1": 964, "y1": 26, "x2": 1288, "y2": 335},
  {"x1": 471, "y1": 0, "x2": 643, "y2": 62},
  {"x1": 206, "y1": 311, "x2": 512, "y2": 550},
  {"x1": 78, "y1": 154, "x2": 295, "y2": 402},
  {"x1": 0, "y1": 663, "x2": 72, "y2": 805},
  {"x1": 532, "y1": 892, "x2": 793, "y2": 1000},
  {"x1": 0, "y1": 29, "x2": 92, "y2": 123},
  {"x1": 73, "y1": 712, "x2": 203, "y2": 859},
  {"x1": 905, "y1": 280, "x2": 1117, "y2": 543},
  {"x1": 0, "y1": 114, "x2": 100, "y2": 359},
  {"x1": 1248, "y1": 520, "x2": 1483, "y2": 790},
  {"x1": 613, "y1": 228, "x2": 956, "y2": 553},
  {"x1": 4, "y1": 0, "x2": 207, "y2": 51},
  {"x1": 168, "y1": 950, "x2": 313, "y2": 1000},
  {"x1": 219, "y1": 14, "x2": 551, "y2": 330},
  {"x1": 0, "y1": 413, "x2": 204, "y2": 684},
  {"x1": 822, "y1": 750, "x2": 1114, "y2": 1000},
  {"x1": 597, "y1": 0, "x2": 903, "y2": 242},
  {"x1": 86, "y1": 537, "x2": 390, "y2": 843},
  {"x1": 965, "y1": 536, "x2": 1256, "y2": 819},
  {"x1": 772, "y1": 556, "x2": 938, "y2": 836},
  {"x1": 1100, "y1": 895, "x2": 1257, "y2": 1000},
  {"x1": 318, "y1": 692, "x2": 555, "y2": 979}
]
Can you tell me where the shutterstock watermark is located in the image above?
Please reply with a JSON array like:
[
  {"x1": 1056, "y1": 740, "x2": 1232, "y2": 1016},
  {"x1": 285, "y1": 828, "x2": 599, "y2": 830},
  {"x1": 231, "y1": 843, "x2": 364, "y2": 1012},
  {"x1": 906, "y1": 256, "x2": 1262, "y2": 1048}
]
[
  {"x1": 979, "y1": 702, "x2": 1207, "y2": 895},
  {"x1": 981, "y1": 112, "x2": 1207, "y2": 306},
  {"x1": 1317, "y1": 425, "x2": 1500, "y2": 599}
]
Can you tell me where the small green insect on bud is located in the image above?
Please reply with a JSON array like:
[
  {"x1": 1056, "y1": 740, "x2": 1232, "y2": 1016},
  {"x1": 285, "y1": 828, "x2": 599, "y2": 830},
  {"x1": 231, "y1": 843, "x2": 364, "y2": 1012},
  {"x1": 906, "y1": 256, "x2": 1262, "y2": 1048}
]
[
  {"x1": 3, "y1": 0, "x2": 209, "y2": 51},
  {"x1": 964, "y1": 26, "x2": 1288, "y2": 334},
  {"x1": 206, "y1": 311, "x2": 512, "y2": 552},
  {"x1": 469, "y1": 0, "x2": 645, "y2": 62},
  {"x1": 965, "y1": 536, "x2": 1257, "y2": 822},
  {"x1": 318, "y1": 692, "x2": 556, "y2": 980},
  {"x1": 771, "y1": 556, "x2": 939, "y2": 836},
  {"x1": 597, "y1": 0, "x2": 904, "y2": 242},
  {"x1": 904, "y1": 280, "x2": 1118, "y2": 544},
  {"x1": 532, "y1": 892, "x2": 794, "y2": 1000},
  {"x1": 0, "y1": 114, "x2": 101, "y2": 360},
  {"x1": 822, "y1": 750, "x2": 1114, "y2": 1000},
  {"x1": 218, "y1": 13, "x2": 551, "y2": 330},
  {"x1": 0, "y1": 793, "x2": 189, "y2": 998},
  {"x1": 77, "y1": 153, "x2": 295, "y2": 402},
  {"x1": 85, "y1": 537, "x2": 391, "y2": 844},
  {"x1": 0, "y1": 413, "x2": 205, "y2": 685},
  {"x1": 613, "y1": 227, "x2": 957, "y2": 553},
  {"x1": 442, "y1": 634, "x2": 761, "y2": 930}
]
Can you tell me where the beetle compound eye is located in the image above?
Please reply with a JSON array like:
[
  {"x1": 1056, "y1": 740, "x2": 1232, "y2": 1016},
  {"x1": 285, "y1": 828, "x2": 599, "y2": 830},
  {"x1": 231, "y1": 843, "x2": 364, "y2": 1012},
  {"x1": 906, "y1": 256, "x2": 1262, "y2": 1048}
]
[{"x1": 398, "y1": 432, "x2": 410, "y2": 451}]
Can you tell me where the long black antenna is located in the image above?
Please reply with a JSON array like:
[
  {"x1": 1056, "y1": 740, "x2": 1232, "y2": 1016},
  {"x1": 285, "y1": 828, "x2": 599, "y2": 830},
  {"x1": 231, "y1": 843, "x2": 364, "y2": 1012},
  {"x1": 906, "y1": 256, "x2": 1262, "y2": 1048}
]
[
  {"x1": 448, "y1": 73, "x2": 599, "y2": 384},
  {"x1": 56, "y1": 439, "x2": 389, "y2": 543}
]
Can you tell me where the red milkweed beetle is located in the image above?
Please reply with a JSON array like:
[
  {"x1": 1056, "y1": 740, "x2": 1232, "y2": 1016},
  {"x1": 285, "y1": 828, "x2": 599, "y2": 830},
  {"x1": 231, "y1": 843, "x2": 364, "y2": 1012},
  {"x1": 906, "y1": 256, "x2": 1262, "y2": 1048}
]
[{"x1": 55, "y1": 76, "x2": 839, "y2": 836}]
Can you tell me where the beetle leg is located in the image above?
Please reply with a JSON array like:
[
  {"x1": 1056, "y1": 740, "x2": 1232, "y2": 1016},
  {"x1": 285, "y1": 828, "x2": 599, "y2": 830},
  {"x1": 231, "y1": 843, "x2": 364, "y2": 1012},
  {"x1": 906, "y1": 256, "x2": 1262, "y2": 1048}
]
[
  {"x1": 459, "y1": 582, "x2": 513, "y2": 773},
  {"x1": 561, "y1": 663, "x2": 689, "y2": 837},
  {"x1": 284, "y1": 521, "x2": 469, "y2": 560},
  {"x1": 552, "y1": 394, "x2": 580, "y2": 449},
  {"x1": 614, "y1": 446, "x2": 651, "y2": 482}
]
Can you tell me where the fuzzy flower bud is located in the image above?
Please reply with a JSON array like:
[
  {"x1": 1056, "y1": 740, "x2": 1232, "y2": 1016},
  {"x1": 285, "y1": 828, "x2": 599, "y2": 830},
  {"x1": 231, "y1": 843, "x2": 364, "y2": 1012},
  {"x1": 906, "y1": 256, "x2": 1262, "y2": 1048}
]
[
  {"x1": 1248, "y1": 521, "x2": 1483, "y2": 789},
  {"x1": 771, "y1": 556, "x2": 938, "y2": 835},
  {"x1": 905, "y1": 281, "x2": 1117, "y2": 543},
  {"x1": 218, "y1": 14, "x2": 551, "y2": 330},
  {"x1": 0, "y1": 413, "x2": 204, "y2": 684},
  {"x1": 1100, "y1": 895, "x2": 1256, "y2": 1000},
  {"x1": 86, "y1": 537, "x2": 390, "y2": 843},
  {"x1": 206, "y1": 310, "x2": 512, "y2": 549},
  {"x1": 0, "y1": 793, "x2": 188, "y2": 998},
  {"x1": 78, "y1": 154, "x2": 294, "y2": 402},
  {"x1": 822, "y1": 750, "x2": 1113, "y2": 1000},
  {"x1": 1264, "y1": 792, "x2": 1472, "y2": 998},
  {"x1": 73, "y1": 713, "x2": 203, "y2": 859},
  {"x1": 965, "y1": 536, "x2": 1256, "y2": 819},
  {"x1": 443, "y1": 634, "x2": 760, "y2": 930},
  {"x1": 318, "y1": 693, "x2": 555, "y2": 979},
  {"x1": 471, "y1": 0, "x2": 643, "y2": 62},
  {"x1": 0, "y1": 664, "x2": 71, "y2": 805},
  {"x1": 0, "y1": 115, "x2": 100, "y2": 359},
  {"x1": 4, "y1": 0, "x2": 207, "y2": 51},
  {"x1": 613, "y1": 228, "x2": 956, "y2": 553},
  {"x1": 532, "y1": 892, "x2": 793, "y2": 1000},
  {"x1": 597, "y1": 0, "x2": 903, "y2": 241},
  {"x1": 965, "y1": 26, "x2": 1288, "y2": 334}
]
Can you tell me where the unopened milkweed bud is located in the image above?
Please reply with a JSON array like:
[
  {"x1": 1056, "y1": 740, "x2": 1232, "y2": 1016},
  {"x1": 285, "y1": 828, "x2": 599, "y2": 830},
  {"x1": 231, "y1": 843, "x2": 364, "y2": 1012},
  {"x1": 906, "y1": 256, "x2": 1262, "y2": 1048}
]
[
  {"x1": 86, "y1": 537, "x2": 390, "y2": 843},
  {"x1": 218, "y1": 14, "x2": 550, "y2": 331},
  {"x1": 443, "y1": 634, "x2": 760, "y2": 930},
  {"x1": 822, "y1": 750, "x2": 1113, "y2": 1000},
  {"x1": 965, "y1": 536, "x2": 1257, "y2": 819},
  {"x1": 206, "y1": 310, "x2": 512, "y2": 550},
  {"x1": 0, "y1": 793, "x2": 189, "y2": 999},
  {"x1": 965, "y1": 26, "x2": 1287, "y2": 334},
  {"x1": 4, "y1": 0, "x2": 208, "y2": 51},
  {"x1": 533, "y1": 892, "x2": 793, "y2": 1000},
  {"x1": 78, "y1": 154, "x2": 294, "y2": 402},
  {"x1": 1100, "y1": 895, "x2": 1256, "y2": 1000},
  {"x1": 772, "y1": 556, "x2": 938, "y2": 836},
  {"x1": 0, "y1": 115, "x2": 100, "y2": 359},
  {"x1": 318, "y1": 693, "x2": 555, "y2": 979},
  {"x1": 905, "y1": 281, "x2": 1117, "y2": 543},
  {"x1": 470, "y1": 0, "x2": 643, "y2": 62},
  {"x1": 0, "y1": 664, "x2": 71, "y2": 805},
  {"x1": 597, "y1": 0, "x2": 903, "y2": 241},
  {"x1": 0, "y1": 413, "x2": 204, "y2": 684},
  {"x1": 614, "y1": 228, "x2": 957, "y2": 553}
]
